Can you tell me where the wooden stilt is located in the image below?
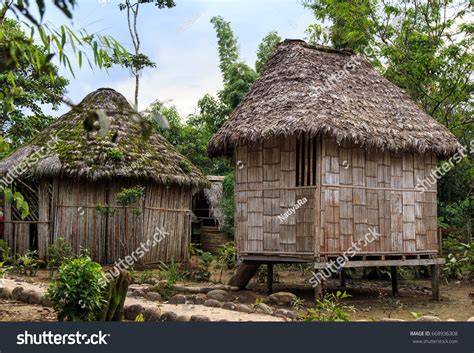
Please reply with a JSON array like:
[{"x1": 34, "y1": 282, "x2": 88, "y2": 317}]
[
  {"x1": 340, "y1": 269, "x2": 346, "y2": 288},
  {"x1": 313, "y1": 268, "x2": 323, "y2": 300},
  {"x1": 431, "y1": 264, "x2": 440, "y2": 301},
  {"x1": 267, "y1": 263, "x2": 273, "y2": 295},
  {"x1": 391, "y1": 266, "x2": 399, "y2": 296},
  {"x1": 228, "y1": 261, "x2": 260, "y2": 289}
]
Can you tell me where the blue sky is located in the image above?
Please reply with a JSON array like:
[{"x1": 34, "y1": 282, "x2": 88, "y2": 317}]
[{"x1": 40, "y1": 0, "x2": 314, "y2": 118}]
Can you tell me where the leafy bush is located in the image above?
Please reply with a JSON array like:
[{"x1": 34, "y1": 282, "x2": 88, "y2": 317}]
[
  {"x1": 220, "y1": 172, "x2": 235, "y2": 236},
  {"x1": 442, "y1": 233, "x2": 474, "y2": 281},
  {"x1": 216, "y1": 242, "x2": 236, "y2": 282},
  {"x1": 95, "y1": 204, "x2": 115, "y2": 216},
  {"x1": 48, "y1": 256, "x2": 107, "y2": 321},
  {"x1": 48, "y1": 237, "x2": 74, "y2": 274},
  {"x1": 0, "y1": 239, "x2": 12, "y2": 263},
  {"x1": 303, "y1": 291, "x2": 354, "y2": 322},
  {"x1": 14, "y1": 250, "x2": 38, "y2": 276},
  {"x1": 116, "y1": 186, "x2": 144, "y2": 206}
]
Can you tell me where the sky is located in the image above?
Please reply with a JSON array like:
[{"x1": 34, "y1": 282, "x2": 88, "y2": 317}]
[{"x1": 40, "y1": 0, "x2": 315, "y2": 119}]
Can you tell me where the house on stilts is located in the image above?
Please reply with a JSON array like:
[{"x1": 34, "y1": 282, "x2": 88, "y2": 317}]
[
  {"x1": 0, "y1": 88, "x2": 208, "y2": 264},
  {"x1": 208, "y1": 40, "x2": 462, "y2": 299}
]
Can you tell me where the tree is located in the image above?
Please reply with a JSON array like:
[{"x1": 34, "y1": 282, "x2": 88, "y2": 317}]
[
  {"x1": 0, "y1": 19, "x2": 68, "y2": 147},
  {"x1": 255, "y1": 30, "x2": 282, "y2": 74},
  {"x1": 117, "y1": 0, "x2": 176, "y2": 109}
]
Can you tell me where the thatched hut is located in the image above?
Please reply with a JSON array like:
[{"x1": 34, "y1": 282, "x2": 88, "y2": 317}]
[
  {"x1": 208, "y1": 40, "x2": 462, "y2": 298},
  {"x1": 0, "y1": 88, "x2": 207, "y2": 264}
]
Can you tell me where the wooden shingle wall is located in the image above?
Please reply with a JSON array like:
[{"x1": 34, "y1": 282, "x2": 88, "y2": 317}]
[
  {"x1": 235, "y1": 134, "x2": 439, "y2": 260},
  {"x1": 320, "y1": 136, "x2": 438, "y2": 255}
]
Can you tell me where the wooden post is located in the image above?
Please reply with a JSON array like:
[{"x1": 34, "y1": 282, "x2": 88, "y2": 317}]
[
  {"x1": 37, "y1": 181, "x2": 50, "y2": 260},
  {"x1": 431, "y1": 264, "x2": 440, "y2": 301},
  {"x1": 267, "y1": 263, "x2": 273, "y2": 295},
  {"x1": 313, "y1": 267, "x2": 323, "y2": 300},
  {"x1": 339, "y1": 269, "x2": 346, "y2": 288},
  {"x1": 390, "y1": 266, "x2": 399, "y2": 296}
]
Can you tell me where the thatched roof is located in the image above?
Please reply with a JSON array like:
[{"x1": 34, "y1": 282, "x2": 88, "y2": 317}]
[
  {"x1": 209, "y1": 39, "x2": 461, "y2": 157},
  {"x1": 0, "y1": 88, "x2": 208, "y2": 187}
]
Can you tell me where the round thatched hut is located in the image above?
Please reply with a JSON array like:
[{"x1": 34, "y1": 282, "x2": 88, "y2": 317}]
[
  {"x1": 208, "y1": 40, "x2": 462, "y2": 298},
  {"x1": 0, "y1": 88, "x2": 208, "y2": 264}
]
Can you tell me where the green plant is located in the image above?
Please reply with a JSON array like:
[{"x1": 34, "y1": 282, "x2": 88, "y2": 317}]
[
  {"x1": 132, "y1": 207, "x2": 142, "y2": 215},
  {"x1": 442, "y1": 235, "x2": 474, "y2": 281},
  {"x1": 303, "y1": 291, "x2": 354, "y2": 322},
  {"x1": 135, "y1": 270, "x2": 154, "y2": 285},
  {"x1": 15, "y1": 250, "x2": 39, "y2": 276},
  {"x1": 0, "y1": 240, "x2": 12, "y2": 263},
  {"x1": 95, "y1": 204, "x2": 115, "y2": 216},
  {"x1": 291, "y1": 297, "x2": 305, "y2": 311},
  {"x1": 48, "y1": 237, "x2": 75, "y2": 275},
  {"x1": 188, "y1": 245, "x2": 214, "y2": 281},
  {"x1": 179, "y1": 159, "x2": 193, "y2": 173},
  {"x1": 135, "y1": 313, "x2": 145, "y2": 322},
  {"x1": 116, "y1": 186, "x2": 144, "y2": 206},
  {"x1": 217, "y1": 242, "x2": 236, "y2": 282},
  {"x1": 220, "y1": 172, "x2": 235, "y2": 236},
  {"x1": 47, "y1": 256, "x2": 107, "y2": 321},
  {"x1": 159, "y1": 258, "x2": 185, "y2": 287},
  {"x1": 107, "y1": 148, "x2": 124, "y2": 160}
]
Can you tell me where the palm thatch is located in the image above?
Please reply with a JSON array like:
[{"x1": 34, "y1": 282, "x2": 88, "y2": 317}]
[
  {"x1": 203, "y1": 176, "x2": 225, "y2": 227},
  {"x1": 0, "y1": 88, "x2": 208, "y2": 187},
  {"x1": 209, "y1": 39, "x2": 461, "y2": 157}
]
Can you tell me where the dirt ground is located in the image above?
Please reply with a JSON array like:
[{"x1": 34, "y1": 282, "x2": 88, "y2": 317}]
[{"x1": 0, "y1": 267, "x2": 472, "y2": 322}]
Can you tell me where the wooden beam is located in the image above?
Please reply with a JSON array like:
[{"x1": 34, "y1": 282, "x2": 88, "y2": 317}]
[
  {"x1": 430, "y1": 264, "x2": 440, "y2": 301},
  {"x1": 37, "y1": 181, "x2": 50, "y2": 261},
  {"x1": 228, "y1": 261, "x2": 261, "y2": 289},
  {"x1": 391, "y1": 266, "x2": 399, "y2": 296},
  {"x1": 313, "y1": 258, "x2": 445, "y2": 268}
]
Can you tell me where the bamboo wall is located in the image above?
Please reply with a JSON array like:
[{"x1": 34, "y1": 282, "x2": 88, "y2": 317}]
[
  {"x1": 5, "y1": 178, "x2": 192, "y2": 264},
  {"x1": 235, "y1": 135, "x2": 439, "y2": 260}
]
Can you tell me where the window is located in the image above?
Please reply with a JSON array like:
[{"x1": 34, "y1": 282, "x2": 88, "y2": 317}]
[{"x1": 296, "y1": 136, "x2": 317, "y2": 186}]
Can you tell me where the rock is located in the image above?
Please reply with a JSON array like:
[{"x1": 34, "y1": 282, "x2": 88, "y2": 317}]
[
  {"x1": 447, "y1": 319, "x2": 456, "y2": 322},
  {"x1": 11, "y1": 286, "x2": 24, "y2": 301},
  {"x1": 143, "y1": 308, "x2": 161, "y2": 322},
  {"x1": 222, "y1": 302, "x2": 236, "y2": 310},
  {"x1": 380, "y1": 318, "x2": 405, "y2": 322},
  {"x1": 204, "y1": 299, "x2": 223, "y2": 308},
  {"x1": 199, "y1": 287, "x2": 213, "y2": 294},
  {"x1": 41, "y1": 296, "x2": 52, "y2": 307},
  {"x1": 235, "y1": 303, "x2": 252, "y2": 313},
  {"x1": 268, "y1": 292, "x2": 297, "y2": 306},
  {"x1": 19, "y1": 289, "x2": 34, "y2": 303},
  {"x1": 206, "y1": 289, "x2": 232, "y2": 302},
  {"x1": 28, "y1": 291, "x2": 42, "y2": 305},
  {"x1": 467, "y1": 317, "x2": 474, "y2": 322},
  {"x1": 416, "y1": 315, "x2": 441, "y2": 322},
  {"x1": 160, "y1": 311, "x2": 178, "y2": 322},
  {"x1": 255, "y1": 303, "x2": 273, "y2": 315},
  {"x1": 174, "y1": 285, "x2": 200, "y2": 294},
  {"x1": 190, "y1": 315, "x2": 210, "y2": 322},
  {"x1": 129, "y1": 284, "x2": 152, "y2": 293},
  {"x1": 1, "y1": 287, "x2": 12, "y2": 299},
  {"x1": 169, "y1": 294, "x2": 187, "y2": 304},
  {"x1": 131, "y1": 289, "x2": 146, "y2": 298},
  {"x1": 124, "y1": 304, "x2": 145, "y2": 321},
  {"x1": 194, "y1": 294, "x2": 207, "y2": 305},
  {"x1": 274, "y1": 309, "x2": 296, "y2": 320},
  {"x1": 176, "y1": 315, "x2": 191, "y2": 322},
  {"x1": 145, "y1": 292, "x2": 162, "y2": 302},
  {"x1": 230, "y1": 286, "x2": 240, "y2": 292}
]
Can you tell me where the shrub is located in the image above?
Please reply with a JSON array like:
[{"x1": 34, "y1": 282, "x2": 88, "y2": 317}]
[
  {"x1": 48, "y1": 237, "x2": 74, "y2": 274},
  {"x1": 442, "y1": 234, "x2": 474, "y2": 281},
  {"x1": 0, "y1": 239, "x2": 12, "y2": 263},
  {"x1": 220, "y1": 172, "x2": 235, "y2": 236},
  {"x1": 303, "y1": 291, "x2": 354, "y2": 322},
  {"x1": 48, "y1": 256, "x2": 107, "y2": 321},
  {"x1": 14, "y1": 250, "x2": 38, "y2": 276},
  {"x1": 116, "y1": 186, "x2": 144, "y2": 206}
]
